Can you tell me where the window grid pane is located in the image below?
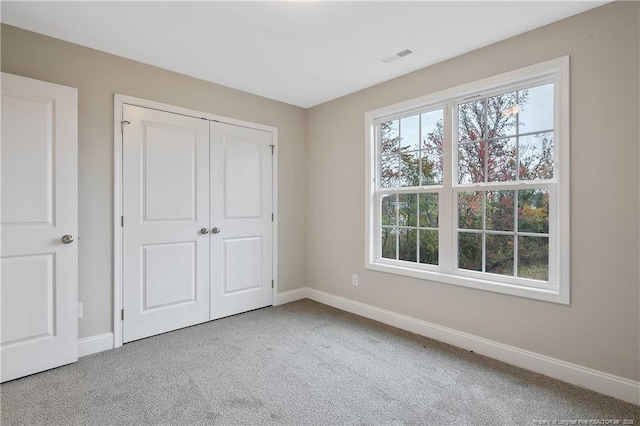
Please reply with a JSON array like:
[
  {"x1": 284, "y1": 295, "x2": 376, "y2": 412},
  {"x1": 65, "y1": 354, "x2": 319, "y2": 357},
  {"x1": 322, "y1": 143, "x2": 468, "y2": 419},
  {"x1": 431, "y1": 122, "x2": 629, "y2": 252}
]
[
  {"x1": 375, "y1": 74, "x2": 560, "y2": 292},
  {"x1": 456, "y1": 189, "x2": 549, "y2": 281},
  {"x1": 400, "y1": 151, "x2": 420, "y2": 187},
  {"x1": 378, "y1": 110, "x2": 443, "y2": 267},
  {"x1": 381, "y1": 154, "x2": 400, "y2": 188},
  {"x1": 458, "y1": 232, "x2": 482, "y2": 271},
  {"x1": 419, "y1": 229, "x2": 438, "y2": 265},
  {"x1": 518, "y1": 236, "x2": 549, "y2": 281},
  {"x1": 398, "y1": 194, "x2": 417, "y2": 227},
  {"x1": 452, "y1": 83, "x2": 554, "y2": 281},
  {"x1": 419, "y1": 193, "x2": 439, "y2": 228},
  {"x1": 380, "y1": 110, "x2": 445, "y2": 190},
  {"x1": 486, "y1": 234, "x2": 515, "y2": 276},
  {"x1": 398, "y1": 229, "x2": 417, "y2": 262},
  {"x1": 378, "y1": 190, "x2": 439, "y2": 266},
  {"x1": 457, "y1": 84, "x2": 555, "y2": 185},
  {"x1": 381, "y1": 227, "x2": 397, "y2": 260}
]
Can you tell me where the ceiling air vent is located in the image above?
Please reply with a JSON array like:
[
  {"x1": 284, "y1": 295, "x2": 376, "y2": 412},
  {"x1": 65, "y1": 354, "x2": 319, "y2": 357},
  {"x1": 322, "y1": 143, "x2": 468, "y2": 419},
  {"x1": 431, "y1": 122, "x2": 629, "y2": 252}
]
[{"x1": 382, "y1": 48, "x2": 414, "y2": 64}]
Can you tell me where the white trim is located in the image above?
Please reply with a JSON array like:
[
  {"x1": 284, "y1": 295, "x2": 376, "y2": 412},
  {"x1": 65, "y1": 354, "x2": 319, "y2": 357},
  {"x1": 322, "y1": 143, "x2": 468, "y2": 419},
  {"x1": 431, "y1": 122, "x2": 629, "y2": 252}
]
[
  {"x1": 78, "y1": 333, "x2": 114, "y2": 358},
  {"x1": 555, "y1": 56, "x2": 571, "y2": 305},
  {"x1": 113, "y1": 96, "x2": 124, "y2": 348},
  {"x1": 114, "y1": 94, "x2": 277, "y2": 133},
  {"x1": 85, "y1": 290, "x2": 640, "y2": 404},
  {"x1": 113, "y1": 94, "x2": 278, "y2": 348},
  {"x1": 364, "y1": 57, "x2": 570, "y2": 305},
  {"x1": 271, "y1": 128, "x2": 279, "y2": 303},
  {"x1": 273, "y1": 288, "x2": 309, "y2": 306},
  {"x1": 297, "y1": 288, "x2": 639, "y2": 405},
  {"x1": 366, "y1": 262, "x2": 566, "y2": 304}
]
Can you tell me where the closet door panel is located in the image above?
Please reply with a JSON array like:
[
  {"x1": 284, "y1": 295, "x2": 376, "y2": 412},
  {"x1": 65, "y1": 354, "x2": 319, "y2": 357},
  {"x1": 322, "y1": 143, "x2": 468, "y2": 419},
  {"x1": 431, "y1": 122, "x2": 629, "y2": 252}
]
[
  {"x1": 210, "y1": 122, "x2": 273, "y2": 319},
  {"x1": 122, "y1": 105, "x2": 210, "y2": 343}
]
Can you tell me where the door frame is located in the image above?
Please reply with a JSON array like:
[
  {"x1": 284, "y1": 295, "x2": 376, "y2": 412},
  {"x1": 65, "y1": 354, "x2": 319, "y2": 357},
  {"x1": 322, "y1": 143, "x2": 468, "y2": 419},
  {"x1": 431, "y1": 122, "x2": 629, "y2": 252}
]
[{"x1": 113, "y1": 94, "x2": 279, "y2": 348}]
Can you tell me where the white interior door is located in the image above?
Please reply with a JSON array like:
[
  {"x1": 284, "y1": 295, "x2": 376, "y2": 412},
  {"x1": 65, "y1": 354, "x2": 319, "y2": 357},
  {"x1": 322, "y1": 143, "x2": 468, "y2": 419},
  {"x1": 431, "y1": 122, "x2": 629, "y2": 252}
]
[
  {"x1": 210, "y1": 122, "x2": 273, "y2": 320},
  {"x1": 122, "y1": 105, "x2": 210, "y2": 343},
  {"x1": 1, "y1": 73, "x2": 78, "y2": 382}
]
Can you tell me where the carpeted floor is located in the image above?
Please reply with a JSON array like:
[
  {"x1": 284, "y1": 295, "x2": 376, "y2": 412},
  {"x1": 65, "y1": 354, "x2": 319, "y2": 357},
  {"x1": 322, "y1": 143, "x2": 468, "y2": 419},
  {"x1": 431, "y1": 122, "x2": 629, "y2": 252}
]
[{"x1": 1, "y1": 299, "x2": 638, "y2": 425}]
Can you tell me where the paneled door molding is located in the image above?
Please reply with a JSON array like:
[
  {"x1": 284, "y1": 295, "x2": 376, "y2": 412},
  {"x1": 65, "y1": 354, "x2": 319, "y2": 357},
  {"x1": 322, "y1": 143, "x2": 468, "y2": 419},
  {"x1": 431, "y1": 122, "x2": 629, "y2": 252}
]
[
  {"x1": 1, "y1": 73, "x2": 78, "y2": 381},
  {"x1": 113, "y1": 94, "x2": 278, "y2": 347}
]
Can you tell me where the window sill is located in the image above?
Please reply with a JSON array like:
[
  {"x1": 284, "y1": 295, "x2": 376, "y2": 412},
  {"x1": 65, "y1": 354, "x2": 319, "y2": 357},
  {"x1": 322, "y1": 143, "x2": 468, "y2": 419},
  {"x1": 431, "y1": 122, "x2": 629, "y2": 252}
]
[{"x1": 365, "y1": 260, "x2": 569, "y2": 305}]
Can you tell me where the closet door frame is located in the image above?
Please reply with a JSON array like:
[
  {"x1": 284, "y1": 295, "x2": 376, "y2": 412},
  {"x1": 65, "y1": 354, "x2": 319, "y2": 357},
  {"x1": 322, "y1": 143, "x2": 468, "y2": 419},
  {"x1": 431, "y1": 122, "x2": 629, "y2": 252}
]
[{"x1": 113, "y1": 94, "x2": 279, "y2": 348}]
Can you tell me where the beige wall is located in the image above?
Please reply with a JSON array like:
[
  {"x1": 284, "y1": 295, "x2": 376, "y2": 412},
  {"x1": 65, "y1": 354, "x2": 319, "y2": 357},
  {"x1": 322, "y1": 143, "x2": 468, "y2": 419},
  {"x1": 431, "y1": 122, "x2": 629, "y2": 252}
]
[
  {"x1": 2, "y1": 1, "x2": 638, "y2": 383},
  {"x1": 1, "y1": 24, "x2": 308, "y2": 339},
  {"x1": 307, "y1": 2, "x2": 639, "y2": 381}
]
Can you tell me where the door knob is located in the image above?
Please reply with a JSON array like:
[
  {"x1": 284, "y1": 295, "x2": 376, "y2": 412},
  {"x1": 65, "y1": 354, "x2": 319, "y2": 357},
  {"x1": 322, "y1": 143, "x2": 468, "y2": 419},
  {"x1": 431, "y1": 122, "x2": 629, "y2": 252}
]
[
  {"x1": 200, "y1": 227, "x2": 210, "y2": 235},
  {"x1": 211, "y1": 227, "x2": 221, "y2": 234},
  {"x1": 61, "y1": 234, "x2": 74, "y2": 244}
]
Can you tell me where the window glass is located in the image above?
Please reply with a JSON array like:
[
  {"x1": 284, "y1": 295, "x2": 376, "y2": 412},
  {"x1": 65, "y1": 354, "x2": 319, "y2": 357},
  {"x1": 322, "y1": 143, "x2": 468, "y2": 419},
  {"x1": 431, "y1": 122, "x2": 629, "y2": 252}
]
[{"x1": 369, "y1": 59, "x2": 568, "y2": 303}]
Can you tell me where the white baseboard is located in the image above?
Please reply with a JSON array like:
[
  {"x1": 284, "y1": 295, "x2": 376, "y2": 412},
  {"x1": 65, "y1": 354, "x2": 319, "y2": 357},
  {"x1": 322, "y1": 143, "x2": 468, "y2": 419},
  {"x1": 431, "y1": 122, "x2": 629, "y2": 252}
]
[
  {"x1": 78, "y1": 332, "x2": 114, "y2": 357},
  {"x1": 274, "y1": 288, "x2": 309, "y2": 306},
  {"x1": 76, "y1": 289, "x2": 640, "y2": 404},
  {"x1": 290, "y1": 287, "x2": 639, "y2": 405}
]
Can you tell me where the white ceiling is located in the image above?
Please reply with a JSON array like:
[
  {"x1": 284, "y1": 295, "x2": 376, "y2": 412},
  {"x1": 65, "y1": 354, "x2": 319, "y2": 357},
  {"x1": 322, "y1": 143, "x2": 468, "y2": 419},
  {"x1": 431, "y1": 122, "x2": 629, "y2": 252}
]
[{"x1": 1, "y1": 1, "x2": 606, "y2": 108}]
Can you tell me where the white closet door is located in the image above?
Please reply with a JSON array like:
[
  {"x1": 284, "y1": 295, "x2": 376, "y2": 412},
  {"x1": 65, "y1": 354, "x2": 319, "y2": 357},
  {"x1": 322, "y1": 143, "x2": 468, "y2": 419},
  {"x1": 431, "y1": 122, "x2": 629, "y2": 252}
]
[
  {"x1": 1, "y1": 73, "x2": 78, "y2": 382},
  {"x1": 210, "y1": 122, "x2": 273, "y2": 319},
  {"x1": 122, "y1": 105, "x2": 210, "y2": 343}
]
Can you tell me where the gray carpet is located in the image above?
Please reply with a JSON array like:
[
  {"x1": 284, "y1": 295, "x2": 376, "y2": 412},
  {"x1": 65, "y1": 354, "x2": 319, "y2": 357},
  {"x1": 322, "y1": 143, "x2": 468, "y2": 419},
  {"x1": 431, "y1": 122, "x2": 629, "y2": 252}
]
[{"x1": 1, "y1": 299, "x2": 638, "y2": 425}]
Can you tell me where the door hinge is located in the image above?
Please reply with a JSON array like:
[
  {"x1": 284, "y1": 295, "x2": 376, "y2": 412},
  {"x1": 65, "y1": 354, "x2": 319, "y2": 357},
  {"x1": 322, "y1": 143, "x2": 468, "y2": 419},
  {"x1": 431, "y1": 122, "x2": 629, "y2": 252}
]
[
  {"x1": 121, "y1": 309, "x2": 124, "y2": 321},
  {"x1": 271, "y1": 213, "x2": 274, "y2": 222},
  {"x1": 270, "y1": 144, "x2": 275, "y2": 155},
  {"x1": 121, "y1": 120, "x2": 131, "y2": 134},
  {"x1": 121, "y1": 216, "x2": 124, "y2": 227},
  {"x1": 271, "y1": 280, "x2": 274, "y2": 289}
]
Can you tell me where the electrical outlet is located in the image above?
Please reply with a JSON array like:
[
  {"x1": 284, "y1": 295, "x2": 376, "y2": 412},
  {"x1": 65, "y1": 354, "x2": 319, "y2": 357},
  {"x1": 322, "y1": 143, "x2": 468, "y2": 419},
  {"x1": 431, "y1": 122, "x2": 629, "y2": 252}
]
[
  {"x1": 352, "y1": 274, "x2": 359, "y2": 287},
  {"x1": 78, "y1": 302, "x2": 83, "y2": 319}
]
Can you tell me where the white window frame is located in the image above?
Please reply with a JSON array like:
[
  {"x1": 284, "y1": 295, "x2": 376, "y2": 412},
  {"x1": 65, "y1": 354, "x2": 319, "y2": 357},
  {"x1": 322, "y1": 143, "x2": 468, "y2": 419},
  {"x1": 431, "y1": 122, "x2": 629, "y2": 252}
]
[{"x1": 364, "y1": 57, "x2": 570, "y2": 304}]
